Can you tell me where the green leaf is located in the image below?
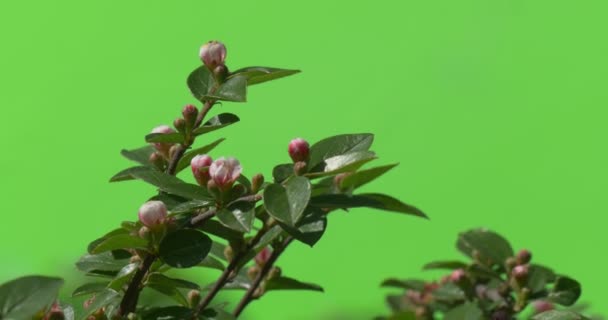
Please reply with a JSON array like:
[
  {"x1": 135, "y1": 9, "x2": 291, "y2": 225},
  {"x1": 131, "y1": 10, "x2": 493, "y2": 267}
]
[
  {"x1": 386, "y1": 312, "x2": 417, "y2": 320},
  {"x1": 146, "y1": 273, "x2": 199, "y2": 306},
  {"x1": 310, "y1": 193, "x2": 427, "y2": 218},
  {"x1": 76, "y1": 252, "x2": 129, "y2": 273},
  {"x1": 306, "y1": 151, "x2": 378, "y2": 178},
  {"x1": 72, "y1": 282, "x2": 109, "y2": 297},
  {"x1": 456, "y1": 228, "x2": 514, "y2": 267},
  {"x1": 548, "y1": 276, "x2": 582, "y2": 306},
  {"x1": 145, "y1": 132, "x2": 185, "y2": 144},
  {"x1": 108, "y1": 263, "x2": 138, "y2": 291},
  {"x1": 87, "y1": 228, "x2": 130, "y2": 254},
  {"x1": 216, "y1": 201, "x2": 255, "y2": 233},
  {"x1": 171, "y1": 200, "x2": 213, "y2": 214},
  {"x1": 176, "y1": 138, "x2": 225, "y2": 172},
  {"x1": 81, "y1": 289, "x2": 120, "y2": 319},
  {"x1": 142, "y1": 306, "x2": 193, "y2": 319},
  {"x1": 265, "y1": 276, "x2": 324, "y2": 292},
  {"x1": 380, "y1": 278, "x2": 426, "y2": 291},
  {"x1": 120, "y1": 145, "x2": 156, "y2": 166},
  {"x1": 200, "y1": 307, "x2": 237, "y2": 320},
  {"x1": 110, "y1": 166, "x2": 212, "y2": 200},
  {"x1": 533, "y1": 310, "x2": 590, "y2": 320},
  {"x1": 264, "y1": 176, "x2": 312, "y2": 226},
  {"x1": 188, "y1": 66, "x2": 247, "y2": 102},
  {"x1": 159, "y1": 229, "x2": 212, "y2": 268},
  {"x1": 197, "y1": 220, "x2": 244, "y2": 242},
  {"x1": 308, "y1": 133, "x2": 374, "y2": 169},
  {"x1": 196, "y1": 255, "x2": 226, "y2": 271},
  {"x1": 90, "y1": 234, "x2": 148, "y2": 254},
  {"x1": 192, "y1": 113, "x2": 240, "y2": 136},
  {"x1": 231, "y1": 66, "x2": 300, "y2": 85},
  {"x1": 528, "y1": 264, "x2": 556, "y2": 294},
  {"x1": 443, "y1": 302, "x2": 483, "y2": 320},
  {"x1": 423, "y1": 260, "x2": 468, "y2": 271},
  {"x1": 432, "y1": 282, "x2": 466, "y2": 302},
  {"x1": 338, "y1": 163, "x2": 398, "y2": 190},
  {"x1": 280, "y1": 207, "x2": 327, "y2": 247},
  {"x1": 272, "y1": 163, "x2": 294, "y2": 183},
  {"x1": 0, "y1": 276, "x2": 64, "y2": 319}
]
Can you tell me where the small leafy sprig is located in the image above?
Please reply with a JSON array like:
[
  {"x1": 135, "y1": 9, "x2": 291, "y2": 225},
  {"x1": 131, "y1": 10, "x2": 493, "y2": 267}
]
[
  {"x1": 0, "y1": 40, "x2": 426, "y2": 320},
  {"x1": 377, "y1": 229, "x2": 602, "y2": 320}
]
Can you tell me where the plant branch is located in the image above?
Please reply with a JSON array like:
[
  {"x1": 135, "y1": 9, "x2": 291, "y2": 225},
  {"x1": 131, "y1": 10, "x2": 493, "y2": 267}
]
[
  {"x1": 117, "y1": 254, "x2": 155, "y2": 316},
  {"x1": 193, "y1": 225, "x2": 271, "y2": 318},
  {"x1": 233, "y1": 236, "x2": 294, "y2": 317}
]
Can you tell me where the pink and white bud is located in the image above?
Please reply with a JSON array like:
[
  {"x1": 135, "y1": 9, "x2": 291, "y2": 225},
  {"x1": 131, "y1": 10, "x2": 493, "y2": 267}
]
[
  {"x1": 255, "y1": 247, "x2": 272, "y2": 266},
  {"x1": 182, "y1": 104, "x2": 198, "y2": 127},
  {"x1": 516, "y1": 249, "x2": 532, "y2": 265},
  {"x1": 449, "y1": 268, "x2": 466, "y2": 282},
  {"x1": 533, "y1": 300, "x2": 555, "y2": 313},
  {"x1": 209, "y1": 157, "x2": 242, "y2": 190},
  {"x1": 191, "y1": 154, "x2": 213, "y2": 186},
  {"x1": 512, "y1": 264, "x2": 529, "y2": 281},
  {"x1": 150, "y1": 125, "x2": 176, "y2": 156},
  {"x1": 199, "y1": 41, "x2": 227, "y2": 70},
  {"x1": 138, "y1": 201, "x2": 168, "y2": 228},
  {"x1": 288, "y1": 138, "x2": 310, "y2": 163}
]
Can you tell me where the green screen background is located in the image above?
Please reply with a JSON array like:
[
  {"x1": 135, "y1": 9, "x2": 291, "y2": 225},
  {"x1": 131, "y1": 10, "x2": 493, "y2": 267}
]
[{"x1": 0, "y1": 0, "x2": 606, "y2": 318}]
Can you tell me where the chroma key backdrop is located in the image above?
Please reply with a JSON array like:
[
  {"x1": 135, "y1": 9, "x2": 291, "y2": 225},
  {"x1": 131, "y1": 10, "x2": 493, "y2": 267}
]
[{"x1": 0, "y1": 0, "x2": 606, "y2": 319}]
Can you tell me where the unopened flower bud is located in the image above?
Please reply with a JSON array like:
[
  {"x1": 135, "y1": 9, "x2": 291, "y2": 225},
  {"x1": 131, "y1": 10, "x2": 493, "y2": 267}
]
[
  {"x1": 213, "y1": 64, "x2": 229, "y2": 83},
  {"x1": 130, "y1": 255, "x2": 142, "y2": 264},
  {"x1": 199, "y1": 41, "x2": 227, "y2": 70},
  {"x1": 169, "y1": 144, "x2": 181, "y2": 160},
  {"x1": 209, "y1": 157, "x2": 242, "y2": 190},
  {"x1": 182, "y1": 104, "x2": 198, "y2": 129},
  {"x1": 449, "y1": 268, "x2": 466, "y2": 283},
  {"x1": 150, "y1": 125, "x2": 175, "y2": 156},
  {"x1": 533, "y1": 300, "x2": 554, "y2": 313},
  {"x1": 512, "y1": 264, "x2": 529, "y2": 284},
  {"x1": 138, "y1": 226, "x2": 150, "y2": 239},
  {"x1": 191, "y1": 154, "x2": 213, "y2": 186},
  {"x1": 255, "y1": 247, "x2": 272, "y2": 267},
  {"x1": 187, "y1": 290, "x2": 201, "y2": 308},
  {"x1": 173, "y1": 118, "x2": 186, "y2": 133},
  {"x1": 251, "y1": 173, "x2": 264, "y2": 194},
  {"x1": 247, "y1": 265, "x2": 261, "y2": 281},
  {"x1": 333, "y1": 172, "x2": 351, "y2": 191},
  {"x1": 267, "y1": 266, "x2": 282, "y2": 280},
  {"x1": 516, "y1": 249, "x2": 532, "y2": 265},
  {"x1": 138, "y1": 201, "x2": 167, "y2": 228},
  {"x1": 293, "y1": 161, "x2": 307, "y2": 176},
  {"x1": 149, "y1": 152, "x2": 165, "y2": 170},
  {"x1": 288, "y1": 138, "x2": 310, "y2": 163}
]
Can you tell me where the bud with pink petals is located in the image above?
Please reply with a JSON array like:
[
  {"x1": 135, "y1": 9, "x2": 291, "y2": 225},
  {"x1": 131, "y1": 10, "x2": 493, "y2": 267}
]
[
  {"x1": 449, "y1": 268, "x2": 466, "y2": 283},
  {"x1": 199, "y1": 41, "x2": 227, "y2": 70},
  {"x1": 533, "y1": 300, "x2": 554, "y2": 313},
  {"x1": 138, "y1": 201, "x2": 168, "y2": 228},
  {"x1": 182, "y1": 104, "x2": 198, "y2": 129},
  {"x1": 288, "y1": 138, "x2": 310, "y2": 163},
  {"x1": 173, "y1": 118, "x2": 186, "y2": 133},
  {"x1": 191, "y1": 154, "x2": 213, "y2": 186},
  {"x1": 209, "y1": 157, "x2": 242, "y2": 190},
  {"x1": 255, "y1": 247, "x2": 272, "y2": 267},
  {"x1": 516, "y1": 249, "x2": 532, "y2": 265},
  {"x1": 150, "y1": 125, "x2": 176, "y2": 156}
]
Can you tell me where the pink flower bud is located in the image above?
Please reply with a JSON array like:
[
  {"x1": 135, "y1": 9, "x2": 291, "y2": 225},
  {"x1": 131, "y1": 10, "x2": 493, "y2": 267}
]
[
  {"x1": 288, "y1": 138, "x2": 310, "y2": 163},
  {"x1": 173, "y1": 118, "x2": 186, "y2": 133},
  {"x1": 182, "y1": 104, "x2": 198, "y2": 127},
  {"x1": 449, "y1": 269, "x2": 466, "y2": 282},
  {"x1": 255, "y1": 247, "x2": 272, "y2": 266},
  {"x1": 138, "y1": 201, "x2": 168, "y2": 228},
  {"x1": 191, "y1": 154, "x2": 213, "y2": 186},
  {"x1": 199, "y1": 41, "x2": 227, "y2": 70},
  {"x1": 209, "y1": 157, "x2": 242, "y2": 190},
  {"x1": 150, "y1": 125, "x2": 176, "y2": 156},
  {"x1": 512, "y1": 264, "x2": 529, "y2": 280},
  {"x1": 516, "y1": 249, "x2": 532, "y2": 265},
  {"x1": 533, "y1": 300, "x2": 555, "y2": 313}
]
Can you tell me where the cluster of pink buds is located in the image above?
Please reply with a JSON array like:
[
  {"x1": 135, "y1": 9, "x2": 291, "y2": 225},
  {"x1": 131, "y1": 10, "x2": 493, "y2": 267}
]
[
  {"x1": 510, "y1": 249, "x2": 531, "y2": 287},
  {"x1": 150, "y1": 125, "x2": 176, "y2": 158},
  {"x1": 138, "y1": 201, "x2": 168, "y2": 228},
  {"x1": 199, "y1": 41, "x2": 228, "y2": 81},
  {"x1": 191, "y1": 155, "x2": 243, "y2": 198},
  {"x1": 191, "y1": 154, "x2": 213, "y2": 186}
]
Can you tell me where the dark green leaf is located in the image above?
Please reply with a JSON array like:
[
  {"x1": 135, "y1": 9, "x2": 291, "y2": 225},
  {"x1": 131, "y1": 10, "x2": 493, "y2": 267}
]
[
  {"x1": 108, "y1": 263, "x2": 138, "y2": 291},
  {"x1": 423, "y1": 260, "x2": 468, "y2": 271},
  {"x1": 142, "y1": 306, "x2": 193, "y2": 319},
  {"x1": 339, "y1": 163, "x2": 398, "y2": 190},
  {"x1": 176, "y1": 138, "x2": 226, "y2": 172},
  {"x1": 443, "y1": 302, "x2": 483, "y2": 320},
  {"x1": 0, "y1": 276, "x2": 64, "y2": 319},
  {"x1": 264, "y1": 177, "x2": 312, "y2": 226},
  {"x1": 90, "y1": 234, "x2": 148, "y2": 254},
  {"x1": 432, "y1": 283, "x2": 466, "y2": 302},
  {"x1": 76, "y1": 253, "x2": 129, "y2": 273},
  {"x1": 147, "y1": 273, "x2": 200, "y2": 290},
  {"x1": 216, "y1": 201, "x2": 255, "y2": 233},
  {"x1": 548, "y1": 276, "x2": 582, "y2": 306},
  {"x1": 210, "y1": 241, "x2": 228, "y2": 262},
  {"x1": 72, "y1": 282, "x2": 109, "y2": 297},
  {"x1": 87, "y1": 228, "x2": 130, "y2": 254},
  {"x1": 306, "y1": 151, "x2": 377, "y2": 178},
  {"x1": 187, "y1": 66, "x2": 247, "y2": 102},
  {"x1": 159, "y1": 229, "x2": 212, "y2": 268},
  {"x1": 265, "y1": 276, "x2": 324, "y2": 292},
  {"x1": 81, "y1": 289, "x2": 120, "y2": 319},
  {"x1": 120, "y1": 145, "x2": 156, "y2": 166},
  {"x1": 272, "y1": 163, "x2": 294, "y2": 183},
  {"x1": 309, "y1": 133, "x2": 374, "y2": 169},
  {"x1": 210, "y1": 75, "x2": 247, "y2": 102},
  {"x1": 280, "y1": 207, "x2": 327, "y2": 247},
  {"x1": 197, "y1": 255, "x2": 226, "y2": 271},
  {"x1": 192, "y1": 113, "x2": 240, "y2": 136},
  {"x1": 528, "y1": 264, "x2": 556, "y2": 294},
  {"x1": 533, "y1": 310, "x2": 590, "y2": 320},
  {"x1": 456, "y1": 228, "x2": 514, "y2": 267},
  {"x1": 110, "y1": 166, "x2": 212, "y2": 200},
  {"x1": 310, "y1": 193, "x2": 427, "y2": 218},
  {"x1": 231, "y1": 66, "x2": 300, "y2": 85},
  {"x1": 380, "y1": 278, "x2": 426, "y2": 291},
  {"x1": 171, "y1": 200, "x2": 213, "y2": 214},
  {"x1": 197, "y1": 220, "x2": 243, "y2": 242},
  {"x1": 145, "y1": 132, "x2": 184, "y2": 144}
]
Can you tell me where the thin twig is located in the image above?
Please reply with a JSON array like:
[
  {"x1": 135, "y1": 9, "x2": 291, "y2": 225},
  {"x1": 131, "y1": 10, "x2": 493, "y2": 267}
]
[{"x1": 233, "y1": 236, "x2": 294, "y2": 317}]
